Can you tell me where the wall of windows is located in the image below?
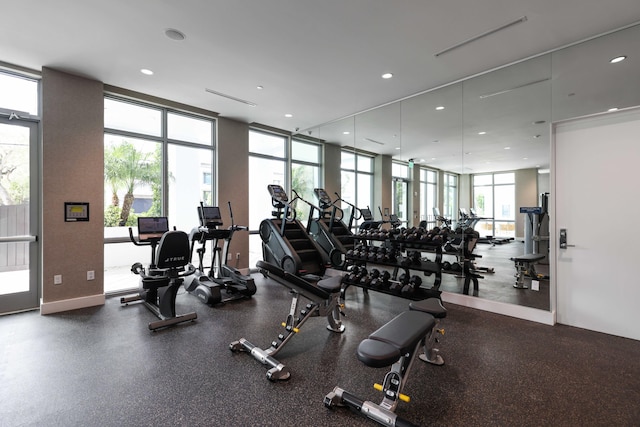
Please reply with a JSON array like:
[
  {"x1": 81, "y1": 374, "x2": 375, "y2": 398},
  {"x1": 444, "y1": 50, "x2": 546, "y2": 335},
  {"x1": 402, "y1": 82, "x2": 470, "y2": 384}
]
[
  {"x1": 247, "y1": 130, "x2": 322, "y2": 268},
  {"x1": 340, "y1": 151, "x2": 373, "y2": 228},
  {"x1": 103, "y1": 96, "x2": 215, "y2": 293},
  {"x1": 391, "y1": 162, "x2": 409, "y2": 224},
  {"x1": 443, "y1": 173, "x2": 458, "y2": 222},
  {"x1": 472, "y1": 172, "x2": 515, "y2": 238},
  {"x1": 420, "y1": 168, "x2": 437, "y2": 228}
]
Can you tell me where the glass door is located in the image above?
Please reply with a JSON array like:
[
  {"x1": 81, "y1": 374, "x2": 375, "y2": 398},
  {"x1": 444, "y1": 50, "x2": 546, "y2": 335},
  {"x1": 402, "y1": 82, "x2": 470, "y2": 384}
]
[{"x1": 0, "y1": 117, "x2": 39, "y2": 314}]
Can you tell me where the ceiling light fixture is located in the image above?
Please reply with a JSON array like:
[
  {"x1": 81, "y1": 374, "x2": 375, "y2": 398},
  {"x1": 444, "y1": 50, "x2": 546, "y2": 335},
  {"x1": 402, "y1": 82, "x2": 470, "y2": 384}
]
[
  {"x1": 382, "y1": 73, "x2": 393, "y2": 79},
  {"x1": 257, "y1": 85, "x2": 264, "y2": 90},
  {"x1": 533, "y1": 134, "x2": 541, "y2": 139},
  {"x1": 435, "y1": 106, "x2": 445, "y2": 110},
  {"x1": 478, "y1": 131, "x2": 487, "y2": 135},
  {"x1": 395, "y1": 147, "x2": 401, "y2": 150},
  {"x1": 343, "y1": 131, "x2": 350, "y2": 135},
  {"x1": 285, "y1": 114, "x2": 293, "y2": 118},
  {"x1": 140, "y1": 69, "x2": 154, "y2": 75},
  {"x1": 205, "y1": 88, "x2": 257, "y2": 107},
  {"x1": 434, "y1": 16, "x2": 527, "y2": 57},
  {"x1": 608, "y1": 107, "x2": 619, "y2": 112},
  {"x1": 164, "y1": 28, "x2": 186, "y2": 41},
  {"x1": 504, "y1": 146, "x2": 511, "y2": 150},
  {"x1": 610, "y1": 55, "x2": 627, "y2": 63}
]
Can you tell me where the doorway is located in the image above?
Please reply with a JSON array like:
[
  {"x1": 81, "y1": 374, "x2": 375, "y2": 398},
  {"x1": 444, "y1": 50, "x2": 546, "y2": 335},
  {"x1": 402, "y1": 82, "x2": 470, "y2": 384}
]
[
  {"x1": 0, "y1": 117, "x2": 39, "y2": 314},
  {"x1": 554, "y1": 108, "x2": 640, "y2": 340}
]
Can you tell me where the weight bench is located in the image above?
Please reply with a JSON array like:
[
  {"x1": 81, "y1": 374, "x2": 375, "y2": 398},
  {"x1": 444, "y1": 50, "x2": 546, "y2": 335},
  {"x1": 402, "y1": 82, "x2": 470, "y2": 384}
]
[
  {"x1": 409, "y1": 298, "x2": 447, "y2": 365},
  {"x1": 230, "y1": 260, "x2": 344, "y2": 381},
  {"x1": 325, "y1": 310, "x2": 437, "y2": 427},
  {"x1": 510, "y1": 253, "x2": 546, "y2": 289}
]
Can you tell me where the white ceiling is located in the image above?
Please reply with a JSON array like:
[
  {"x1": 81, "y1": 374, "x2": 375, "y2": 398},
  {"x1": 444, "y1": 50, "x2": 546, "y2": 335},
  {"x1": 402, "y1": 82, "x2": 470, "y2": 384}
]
[{"x1": 2, "y1": 0, "x2": 640, "y2": 173}]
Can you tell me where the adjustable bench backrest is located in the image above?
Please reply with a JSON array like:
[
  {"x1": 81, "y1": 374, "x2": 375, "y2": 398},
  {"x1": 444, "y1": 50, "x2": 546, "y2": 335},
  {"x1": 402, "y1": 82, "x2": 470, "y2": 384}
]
[{"x1": 257, "y1": 260, "x2": 338, "y2": 301}]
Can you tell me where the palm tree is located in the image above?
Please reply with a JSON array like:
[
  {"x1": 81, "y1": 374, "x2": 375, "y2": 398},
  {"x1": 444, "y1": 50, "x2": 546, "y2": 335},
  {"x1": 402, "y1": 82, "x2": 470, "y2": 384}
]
[{"x1": 104, "y1": 141, "x2": 159, "y2": 226}]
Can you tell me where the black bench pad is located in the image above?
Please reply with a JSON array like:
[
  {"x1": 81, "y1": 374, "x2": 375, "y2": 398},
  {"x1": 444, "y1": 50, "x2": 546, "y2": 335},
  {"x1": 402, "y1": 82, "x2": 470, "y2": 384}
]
[
  {"x1": 316, "y1": 275, "x2": 342, "y2": 293},
  {"x1": 257, "y1": 260, "x2": 331, "y2": 300},
  {"x1": 409, "y1": 298, "x2": 447, "y2": 319},
  {"x1": 511, "y1": 253, "x2": 545, "y2": 263},
  {"x1": 357, "y1": 311, "x2": 435, "y2": 367}
]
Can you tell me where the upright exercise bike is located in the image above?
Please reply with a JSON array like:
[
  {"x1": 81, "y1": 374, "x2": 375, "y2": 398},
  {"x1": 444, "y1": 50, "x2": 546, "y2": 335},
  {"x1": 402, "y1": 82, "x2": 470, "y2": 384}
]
[{"x1": 184, "y1": 202, "x2": 257, "y2": 305}]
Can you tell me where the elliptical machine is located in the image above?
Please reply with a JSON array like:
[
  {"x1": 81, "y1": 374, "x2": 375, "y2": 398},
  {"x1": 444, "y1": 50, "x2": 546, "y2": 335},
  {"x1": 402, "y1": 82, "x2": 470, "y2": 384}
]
[{"x1": 184, "y1": 202, "x2": 257, "y2": 305}]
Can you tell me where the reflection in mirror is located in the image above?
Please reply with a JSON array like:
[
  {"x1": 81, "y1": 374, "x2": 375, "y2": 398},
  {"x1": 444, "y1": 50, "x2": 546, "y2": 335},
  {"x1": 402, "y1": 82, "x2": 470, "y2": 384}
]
[
  {"x1": 552, "y1": 23, "x2": 640, "y2": 121},
  {"x1": 461, "y1": 54, "x2": 551, "y2": 310},
  {"x1": 355, "y1": 102, "x2": 401, "y2": 224},
  {"x1": 309, "y1": 23, "x2": 640, "y2": 315}
]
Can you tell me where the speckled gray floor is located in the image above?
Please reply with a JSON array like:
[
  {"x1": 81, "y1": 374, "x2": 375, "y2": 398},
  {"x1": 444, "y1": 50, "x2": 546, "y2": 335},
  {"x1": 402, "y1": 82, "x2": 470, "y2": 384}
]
[{"x1": 1, "y1": 275, "x2": 639, "y2": 427}]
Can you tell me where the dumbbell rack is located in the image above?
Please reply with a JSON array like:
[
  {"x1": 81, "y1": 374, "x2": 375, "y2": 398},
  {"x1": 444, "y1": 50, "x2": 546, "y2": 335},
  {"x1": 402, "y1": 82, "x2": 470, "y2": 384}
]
[{"x1": 341, "y1": 234, "x2": 443, "y2": 302}]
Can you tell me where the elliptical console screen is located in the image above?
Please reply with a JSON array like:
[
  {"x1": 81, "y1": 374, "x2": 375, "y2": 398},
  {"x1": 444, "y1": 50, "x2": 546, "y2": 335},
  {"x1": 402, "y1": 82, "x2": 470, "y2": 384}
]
[
  {"x1": 360, "y1": 208, "x2": 373, "y2": 221},
  {"x1": 198, "y1": 206, "x2": 222, "y2": 227},
  {"x1": 138, "y1": 217, "x2": 169, "y2": 241},
  {"x1": 268, "y1": 184, "x2": 288, "y2": 203},
  {"x1": 314, "y1": 188, "x2": 332, "y2": 208}
]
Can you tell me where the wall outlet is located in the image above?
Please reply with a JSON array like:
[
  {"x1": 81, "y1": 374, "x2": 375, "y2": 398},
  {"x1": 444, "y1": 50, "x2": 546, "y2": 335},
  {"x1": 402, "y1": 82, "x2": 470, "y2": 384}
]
[
  {"x1": 54, "y1": 274, "x2": 62, "y2": 285},
  {"x1": 87, "y1": 270, "x2": 95, "y2": 281},
  {"x1": 531, "y1": 280, "x2": 540, "y2": 291},
  {"x1": 236, "y1": 252, "x2": 241, "y2": 260}
]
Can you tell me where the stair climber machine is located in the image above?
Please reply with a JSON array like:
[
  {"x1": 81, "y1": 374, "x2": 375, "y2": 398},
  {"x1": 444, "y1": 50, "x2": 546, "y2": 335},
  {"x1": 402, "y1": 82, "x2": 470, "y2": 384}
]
[
  {"x1": 305, "y1": 188, "x2": 360, "y2": 268},
  {"x1": 259, "y1": 184, "x2": 328, "y2": 278},
  {"x1": 184, "y1": 202, "x2": 256, "y2": 305}
]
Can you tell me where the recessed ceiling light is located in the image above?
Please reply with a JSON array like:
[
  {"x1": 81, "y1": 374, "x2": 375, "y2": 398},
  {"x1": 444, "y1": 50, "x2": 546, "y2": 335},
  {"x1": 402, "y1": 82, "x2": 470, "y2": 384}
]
[
  {"x1": 382, "y1": 73, "x2": 393, "y2": 79},
  {"x1": 420, "y1": 158, "x2": 425, "y2": 162},
  {"x1": 140, "y1": 69, "x2": 154, "y2": 75},
  {"x1": 523, "y1": 157, "x2": 528, "y2": 160},
  {"x1": 478, "y1": 131, "x2": 486, "y2": 135},
  {"x1": 343, "y1": 131, "x2": 350, "y2": 135},
  {"x1": 504, "y1": 146, "x2": 511, "y2": 150},
  {"x1": 608, "y1": 107, "x2": 619, "y2": 112},
  {"x1": 610, "y1": 55, "x2": 627, "y2": 64},
  {"x1": 285, "y1": 113, "x2": 293, "y2": 118},
  {"x1": 435, "y1": 106, "x2": 445, "y2": 111},
  {"x1": 431, "y1": 157, "x2": 437, "y2": 160},
  {"x1": 257, "y1": 85, "x2": 264, "y2": 90},
  {"x1": 164, "y1": 28, "x2": 186, "y2": 41},
  {"x1": 395, "y1": 147, "x2": 401, "y2": 150}
]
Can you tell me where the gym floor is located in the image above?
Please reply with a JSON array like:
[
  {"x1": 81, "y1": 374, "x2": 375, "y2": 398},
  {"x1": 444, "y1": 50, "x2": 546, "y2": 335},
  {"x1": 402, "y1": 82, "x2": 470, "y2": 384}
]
[{"x1": 2, "y1": 272, "x2": 639, "y2": 426}]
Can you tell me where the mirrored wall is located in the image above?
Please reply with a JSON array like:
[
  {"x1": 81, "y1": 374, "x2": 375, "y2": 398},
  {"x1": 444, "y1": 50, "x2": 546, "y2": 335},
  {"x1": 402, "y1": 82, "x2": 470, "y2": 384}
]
[{"x1": 300, "y1": 23, "x2": 640, "y2": 312}]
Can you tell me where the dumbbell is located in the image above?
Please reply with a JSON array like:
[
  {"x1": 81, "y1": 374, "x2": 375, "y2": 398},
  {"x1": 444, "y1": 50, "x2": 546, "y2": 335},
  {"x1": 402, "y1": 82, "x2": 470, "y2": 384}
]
[
  {"x1": 401, "y1": 275, "x2": 423, "y2": 297},
  {"x1": 373, "y1": 270, "x2": 391, "y2": 289},
  {"x1": 365, "y1": 269, "x2": 381, "y2": 288},
  {"x1": 390, "y1": 273, "x2": 410, "y2": 294}
]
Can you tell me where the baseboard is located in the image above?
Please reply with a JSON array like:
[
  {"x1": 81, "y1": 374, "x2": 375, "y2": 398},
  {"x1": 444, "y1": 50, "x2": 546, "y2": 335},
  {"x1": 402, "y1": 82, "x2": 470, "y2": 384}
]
[
  {"x1": 40, "y1": 294, "x2": 105, "y2": 315},
  {"x1": 441, "y1": 291, "x2": 555, "y2": 325}
]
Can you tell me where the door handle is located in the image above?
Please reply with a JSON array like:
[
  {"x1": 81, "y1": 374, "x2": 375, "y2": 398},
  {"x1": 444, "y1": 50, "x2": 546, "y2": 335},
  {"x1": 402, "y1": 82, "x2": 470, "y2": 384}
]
[{"x1": 559, "y1": 228, "x2": 575, "y2": 249}]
